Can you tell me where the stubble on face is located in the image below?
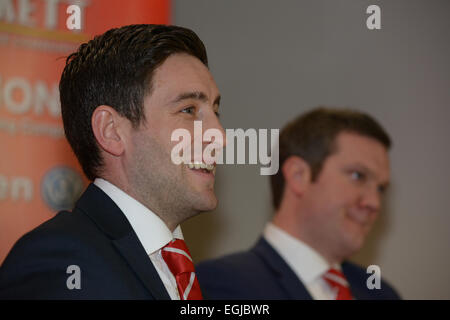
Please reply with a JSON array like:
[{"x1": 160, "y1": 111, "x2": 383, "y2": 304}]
[
  {"x1": 126, "y1": 129, "x2": 193, "y2": 228},
  {"x1": 124, "y1": 54, "x2": 221, "y2": 229}
]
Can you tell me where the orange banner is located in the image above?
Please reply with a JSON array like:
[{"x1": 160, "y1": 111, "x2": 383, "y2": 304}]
[{"x1": 0, "y1": 0, "x2": 170, "y2": 263}]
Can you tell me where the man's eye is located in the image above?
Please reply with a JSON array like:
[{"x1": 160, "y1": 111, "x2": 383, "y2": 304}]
[
  {"x1": 350, "y1": 171, "x2": 365, "y2": 181},
  {"x1": 181, "y1": 106, "x2": 195, "y2": 114}
]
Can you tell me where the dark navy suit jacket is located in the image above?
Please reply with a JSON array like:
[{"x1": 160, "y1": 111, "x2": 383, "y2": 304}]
[
  {"x1": 0, "y1": 184, "x2": 171, "y2": 299},
  {"x1": 196, "y1": 237, "x2": 400, "y2": 300}
]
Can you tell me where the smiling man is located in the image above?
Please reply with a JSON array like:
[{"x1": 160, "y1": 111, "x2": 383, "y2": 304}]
[
  {"x1": 0, "y1": 25, "x2": 224, "y2": 299},
  {"x1": 197, "y1": 107, "x2": 401, "y2": 300}
]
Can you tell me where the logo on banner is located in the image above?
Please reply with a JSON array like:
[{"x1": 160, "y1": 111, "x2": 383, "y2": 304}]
[{"x1": 41, "y1": 166, "x2": 83, "y2": 212}]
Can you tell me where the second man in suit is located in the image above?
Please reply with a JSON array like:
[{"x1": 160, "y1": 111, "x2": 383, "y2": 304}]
[{"x1": 197, "y1": 107, "x2": 400, "y2": 300}]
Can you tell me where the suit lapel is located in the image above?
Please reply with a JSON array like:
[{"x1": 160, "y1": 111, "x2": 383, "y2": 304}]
[
  {"x1": 112, "y1": 234, "x2": 170, "y2": 300},
  {"x1": 342, "y1": 262, "x2": 366, "y2": 300},
  {"x1": 75, "y1": 183, "x2": 170, "y2": 300},
  {"x1": 253, "y1": 237, "x2": 313, "y2": 299}
]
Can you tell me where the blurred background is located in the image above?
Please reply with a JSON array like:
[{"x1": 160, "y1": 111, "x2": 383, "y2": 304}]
[{"x1": 1, "y1": 0, "x2": 449, "y2": 299}]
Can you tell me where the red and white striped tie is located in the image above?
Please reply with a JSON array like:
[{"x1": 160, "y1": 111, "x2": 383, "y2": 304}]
[
  {"x1": 323, "y1": 268, "x2": 354, "y2": 300},
  {"x1": 161, "y1": 239, "x2": 203, "y2": 300}
]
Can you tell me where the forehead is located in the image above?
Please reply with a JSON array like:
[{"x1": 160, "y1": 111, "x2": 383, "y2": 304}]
[
  {"x1": 149, "y1": 53, "x2": 219, "y2": 102},
  {"x1": 330, "y1": 132, "x2": 390, "y2": 181}
]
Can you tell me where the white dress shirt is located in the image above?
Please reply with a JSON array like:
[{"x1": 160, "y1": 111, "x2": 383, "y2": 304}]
[
  {"x1": 94, "y1": 178, "x2": 181, "y2": 300},
  {"x1": 263, "y1": 222, "x2": 341, "y2": 300}
]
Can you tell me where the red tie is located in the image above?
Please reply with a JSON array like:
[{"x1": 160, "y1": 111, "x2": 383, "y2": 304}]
[
  {"x1": 161, "y1": 239, "x2": 203, "y2": 300},
  {"x1": 323, "y1": 268, "x2": 354, "y2": 300}
]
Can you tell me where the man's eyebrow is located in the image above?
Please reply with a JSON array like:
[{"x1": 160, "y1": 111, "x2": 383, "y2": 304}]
[{"x1": 171, "y1": 91, "x2": 221, "y2": 106}]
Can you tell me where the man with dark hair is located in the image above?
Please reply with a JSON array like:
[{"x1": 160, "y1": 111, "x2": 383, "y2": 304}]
[
  {"x1": 196, "y1": 107, "x2": 400, "y2": 300},
  {"x1": 0, "y1": 24, "x2": 224, "y2": 299}
]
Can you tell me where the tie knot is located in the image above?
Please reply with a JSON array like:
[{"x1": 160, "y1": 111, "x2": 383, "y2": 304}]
[
  {"x1": 162, "y1": 239, "x2": 194, "y2": 275},
  {"x1": 161, "y1": 239, "x2": 203, "y2": 300},
  {"x1": 323, "y1": 268, "x2": 349, "y2": 288},
  {"x1": 323, "y1": 268, "x2": 353, "y2": 300}
]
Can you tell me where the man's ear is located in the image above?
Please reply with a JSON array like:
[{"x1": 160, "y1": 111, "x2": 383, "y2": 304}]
[
  {"x1": 282, "y1": 156, "x2": 311, "y2": 197},
  {"x1": 91, "y1": 105, "x2": 127, "y2": 157}
]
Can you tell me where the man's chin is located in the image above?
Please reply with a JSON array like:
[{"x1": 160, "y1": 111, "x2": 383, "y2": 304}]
[
  {"x1": 193, "y1": 192, "x2": 218, "y2": 212},
  {"x1": 343, "y1": 233, "x2": 367, "y2": 256}
]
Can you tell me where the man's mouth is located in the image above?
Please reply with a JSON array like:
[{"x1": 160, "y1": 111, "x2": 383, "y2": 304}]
[
  {"x1": 346, "y1": 210, "x2": 370, "y2": 227},
  {"x1": 184, "y1": 162, "x2": 216, "y2": 175}
]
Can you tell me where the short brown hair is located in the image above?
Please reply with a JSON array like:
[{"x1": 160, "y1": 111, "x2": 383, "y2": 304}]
[
  {"x1": 270, "y1": 107, "x2": 391, "y2": 209},
  {"x1": 60, "y1": 24, "x2": 208, "y2": 181}
]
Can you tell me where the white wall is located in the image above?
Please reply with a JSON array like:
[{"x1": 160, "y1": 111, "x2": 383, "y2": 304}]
[{"x1": 175, "y1": 0, "x2": 450, "y2": 299}]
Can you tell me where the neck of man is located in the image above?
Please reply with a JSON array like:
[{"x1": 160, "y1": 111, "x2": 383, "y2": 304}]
[
  {"x1": 272, "y1": 201, "x2": 344, "y2": 266},
  {"x1": 98, "y1": 172, "x2": 180, "y2": 232}
]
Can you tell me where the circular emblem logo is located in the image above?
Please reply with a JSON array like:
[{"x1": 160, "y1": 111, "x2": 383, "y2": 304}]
[{"x1": 41, "y1": 166, "x2": 84, "y2": 212}]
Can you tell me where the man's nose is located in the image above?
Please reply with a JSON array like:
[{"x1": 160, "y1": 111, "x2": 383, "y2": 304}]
[
  {"x1": 202, "y1": 111, "x2": 227, "y2": 149},
  {"x1": 360, "y1": 185, "x2": 381, "y2": 213}
]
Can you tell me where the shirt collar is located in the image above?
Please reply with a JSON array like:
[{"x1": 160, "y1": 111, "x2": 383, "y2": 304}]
[
  {"x1": 263, "y1": 222, "x2": 334, "y2": 284},
  {"x1": 94, "y1": 178, "x2": 183, "y2": 255}
]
